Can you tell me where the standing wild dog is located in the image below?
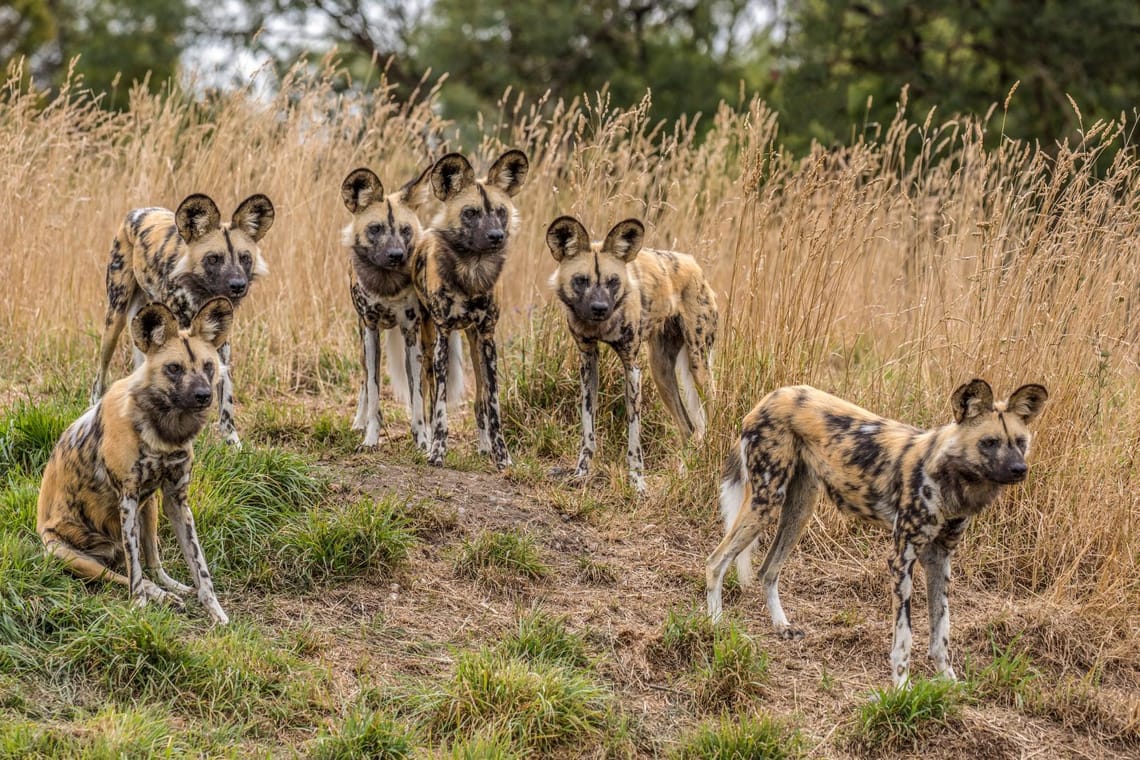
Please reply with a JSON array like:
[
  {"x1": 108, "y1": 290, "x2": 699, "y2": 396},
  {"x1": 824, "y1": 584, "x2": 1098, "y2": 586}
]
[
  {"x1": 40, "y1": 298, "x2": 236, "y2": 624},
  {"x1": 411, "y1": 150, "x2": 529, "y2": 469},
  {"x1": 91, "y1": 193, "x2": 275, "y2": 447},
  {"x1": 705, "y1": 380, "x2": 1048, "y2": 686},
  {"x1": 341, "y1": 165, "x2": 436, "y2": 450},
  {"x1": 545, "y1": 216, "x2": 717, "y2": 493}
]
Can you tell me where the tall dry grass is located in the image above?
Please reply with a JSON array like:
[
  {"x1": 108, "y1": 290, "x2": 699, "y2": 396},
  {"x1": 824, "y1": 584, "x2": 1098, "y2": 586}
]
[{"x1": 2, "y1": 59, "x2": 1139, "y2": 620}]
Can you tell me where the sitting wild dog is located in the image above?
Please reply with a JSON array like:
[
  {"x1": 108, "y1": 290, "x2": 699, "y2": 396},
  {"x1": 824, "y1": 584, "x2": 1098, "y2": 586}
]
[
  {"x1": 411, "y1": 150, "x2": 530, "y2": 470},
  {"x1": 91, "y1": 193, "x2": 275, "y2": 447},
  {"x1": 545, "y1": 216, "x2": 718, "y2": 493},
  {"x1": 705, "y1": 380, "x2": 1048, "y2": 686},
  {"x1": 40, "y1": 298, "x2": 236, "y2": 624},
  {"x1": 341, "y1": 165, "x2": 438, "y2": 450}
]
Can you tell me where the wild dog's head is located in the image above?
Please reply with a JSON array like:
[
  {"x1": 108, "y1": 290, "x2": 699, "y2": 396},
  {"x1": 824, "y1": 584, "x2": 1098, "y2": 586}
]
[
  {"x1": 949, "y1": 379, "x2": 1049, "y2": 484},
  {"x1": 416, "y1": 150, "x2": 529, "y2": 257},
  {"x1": 171, "y1": 193, "x2": 274, "y2": 306},
  {"x1": 130, "y1": 298, "x2": 234, "y2": 445},
  {"x1": 340, "y1": 167, "x2": 425, "y2": 274},
  {"x1": 546, "y1": 216, "x2": 644, "y2": 324}
]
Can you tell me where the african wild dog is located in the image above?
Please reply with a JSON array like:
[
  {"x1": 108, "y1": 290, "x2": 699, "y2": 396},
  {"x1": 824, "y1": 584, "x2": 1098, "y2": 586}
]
[
  {"x1": 341, "y1": 165, "x2": 438, "y2": 450},
  {"x1": 91, "y1": 193, "x2": 275, "y2": 447},
  {"x1": 705, "y1": 380, "x2": 1048, "y2": 686},
  {"x1": 39, "y1": 298, "x2": 236, "y2": 624},
  {"x1": 411, "y1": 150, "x2": 529, "y2": 469},
  {"x1": 545, "y1": 216, "x2": 717, "y2": 493}
]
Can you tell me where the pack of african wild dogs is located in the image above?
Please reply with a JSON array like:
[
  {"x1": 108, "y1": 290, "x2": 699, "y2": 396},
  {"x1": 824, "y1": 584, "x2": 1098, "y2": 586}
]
[{"x1": 36, "y1": 149, "x2": 1048, "y2": 687}]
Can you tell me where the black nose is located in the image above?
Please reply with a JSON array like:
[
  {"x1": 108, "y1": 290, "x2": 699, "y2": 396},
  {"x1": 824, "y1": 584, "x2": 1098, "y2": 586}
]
[
  {"x1": 1009, "y1": 462, "x2": 1027, "y2": 478},
  {"x1": 194, "y1": 389, "x2": 213, "y2": 406},
  {"x1": 487, "y1": 229, "x2": 505, "y2": 245},
  {"x1": 590, "y1": 302, "x2": 610, "y2": 318},
  {"x1": 228, "y1": 280, "x2": 247, "y2": 296},
  {"x1": 385, "y1": 249, "x2": 405, "y2": 265}
]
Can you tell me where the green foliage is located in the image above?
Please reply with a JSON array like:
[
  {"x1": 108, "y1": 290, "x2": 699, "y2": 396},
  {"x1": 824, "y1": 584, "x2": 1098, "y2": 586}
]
[
  {"x1": 495, "y1": 611, "x2": 591, "y2": 669},
  {"x1": 673, "y1": 714, "x2": 805, "y2": 760},
  {"x1": 454, "y1": 530, "x2": 549, "y2": 587},
  {"x1": 0, "y1": 398, "x2": 80, "y2": 480},
  {"x1": 656, "y1": 607, "x2": 717, "y2": 668},
  {"x1": 966, "y1": 636, "x2": 1040, "y2": 709},
  {"x1": 0, "y1": 705, "x2": 198, "y2": 759},
  {"x1": 691, "y1": 623, "x2": 769, "y2": 710},
  {"x1": 852, "y1": 678, "x2": 964, "y2": 751},
  {"x1": 446, "y1": 732, "x2": 522, "y2": 760},
  {"x1": 310, "y1": 709, "x2": 418, "y2": 760}
]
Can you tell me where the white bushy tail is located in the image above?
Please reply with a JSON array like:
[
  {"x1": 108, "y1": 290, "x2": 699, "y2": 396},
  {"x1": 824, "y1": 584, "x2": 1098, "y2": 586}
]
[
  {"x1": 385, "y1": 329, "x2": 466, "y2": 412},
  {"x1": 385, "y1": 328, "x2": 412, "y2": 411},
  {"x1": 676, "y1": 346, "x2": 707, "y2": 438},
  {"x1": 719, "y1": 439, "x2": 754, "y2": 585}
]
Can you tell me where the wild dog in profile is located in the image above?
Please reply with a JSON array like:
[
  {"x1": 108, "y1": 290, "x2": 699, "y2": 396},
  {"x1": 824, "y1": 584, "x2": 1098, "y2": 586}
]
[
  {"x1": 91, "y1": 193, "x2": 275, "y2": 447},
  {"x1": 411, "y1": 150, "x2": 529, "y2": 469},
  {"x1": 705, "y1": 380, "x2": 1048, "y2": 686},
  {"x1": 545, "y1": 216, "x2": 718, "y2": 493},
  {"x1": 341, "y1": 165, "x2": 438, "y2": 450},
  {"x1": 40, "y1": 299, "x2": 236, "y2": 624}
]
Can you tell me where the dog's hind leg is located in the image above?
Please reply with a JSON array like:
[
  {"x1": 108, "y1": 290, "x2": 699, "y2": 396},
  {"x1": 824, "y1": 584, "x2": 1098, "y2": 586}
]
[
  {"x1": 647, "y1": 319, "x2": 695, "y2": 440},
  {"x1": 706, "y1": 485, "x2": 776, "y2": 623},
  {"x1": 755, "y1": 460, "x2": 816, "y2": 638},
  {"x1": 92, "y1": 229, "x2": 138, "y2": 403},
  {"x1": 216, "y1": 342, "x2": 241, "y2": 447}
]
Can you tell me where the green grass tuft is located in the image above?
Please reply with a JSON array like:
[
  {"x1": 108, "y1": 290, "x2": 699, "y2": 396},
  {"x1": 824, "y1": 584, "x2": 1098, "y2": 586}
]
[
  {"x1": 454, "y1": 530, "x2": 549, "y2": 588},
  {"x1": 655, "y1": 606, "x2": 717, "y2": 668},
  {"x1": 673, "y1": 714, "x2": 805, "y2": 759},
  {"x1": 445, "y1": 731, "x2": 523, "y2": 759},
  {"x1": 690, "y1": 623, "x2": 769, "y2": 710},
  {"x1": 966, "y1": 636, "x2": 1041, "y2": 709},
  {"x1": 851, "y1": 678, "x2": 964, "y2": 751},
  {"x1": 495, "y1": 611, "x2": 591, "y2": 669},
  {"x1": 309, "y1": 708, "x2": 418, "y2": 759},
  {"x1": 0, "y1": 398, "x2": 82, "y2": 480}
]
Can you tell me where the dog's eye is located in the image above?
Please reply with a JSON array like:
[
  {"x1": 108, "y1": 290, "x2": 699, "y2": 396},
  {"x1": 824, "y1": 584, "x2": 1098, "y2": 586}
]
[
  {"x1": 979, "y1": 437, "x2": 1000, "y2": 449},
  {"x1": 203, "y1": 253, "x2": 222, "y2": 267},
  {"x1": 606, "y1": 276, "x2": 621, "y2": 290},
  {"x1": 400, "y1": 224, "x2": 413, "y2": 240},
  {"x1": 1014, "y1": 436, "x2": 1028, "y2": 451},
  {"x1": 366, "y1": 222, "x2": 383, "y2": 237},
  {"x1": 461, "y1": 207, "x2": 479, "y2": 223},
  {"x1": 239, "y1": 252, "x2": 252, "y2": 267},
  {"x1": 571, "y1": 274, "x2": 590, "y2": 290},
  {"x1": 203, "y1": 361, "x2": 215, "y2": 378},
  {"x1": 496, "y1": 206, "x2": 508, "y2": 222},
  {"x1": 164, "y1": 363, "x2": 184, "y2": 378}
]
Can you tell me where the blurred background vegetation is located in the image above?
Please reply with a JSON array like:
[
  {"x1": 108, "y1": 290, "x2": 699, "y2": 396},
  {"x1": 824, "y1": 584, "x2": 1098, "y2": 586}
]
[{"x1": 3, "y1": 1, "x2": 1139, "y2": 151}]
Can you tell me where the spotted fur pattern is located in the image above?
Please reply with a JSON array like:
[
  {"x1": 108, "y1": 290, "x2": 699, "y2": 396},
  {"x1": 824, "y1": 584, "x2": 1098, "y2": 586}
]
[
  {"x1": 546, "y1": 216, "x2": 718, "y2": 494},
  {"x1": 410, "y1": 150, "x2": 529, "y2": 470},
  {"x1": 40, "y1": 299, "x2": 236, "y2": 623},
  {"x1": 92, "y1": 193, "x2": 275, "y2": 448},
  {"x1": 705, "y1": 380, "x2": 1048, "y2": 686},
  {"x1": 342, "y1": 166, "x2": 433, "y2": 450}
]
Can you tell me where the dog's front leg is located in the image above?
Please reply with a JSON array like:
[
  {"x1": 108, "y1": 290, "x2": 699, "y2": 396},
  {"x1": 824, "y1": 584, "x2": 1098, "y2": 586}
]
[
  {"x1": 217, "y1": 342, "x2": 241, "y2": 448},
  {"x1": 120, "y1": 488, "x2": 175, "y2": 608},
  {"x1": 162, "y1": 472, "x2": 228, "y2": 624},
  {"x1": 574, "y1": 344, "x2": 599, "y2": 479},
  {"x1": 888, "y1": 529, "x2": 920, "y2": 687},
  {"x1": 403, "y1": 320, "x2": 430, "y2": 451},
  {"x1": 621, "y1": 356, "x2": 646, "y2": 494},
  {"x1": 141, "y1": 495, "x2": 192, "y2": 595},
  {"x1": 361, "y1": 323, "x2": 383, "y2": 448},
  {"x1": 477, "y1": 326, "x2": 511, "y2": 470},
  {"x1": 427, "y1": 328, "x2": 451, "y2": 467},
  {"x1": 922, "y1": 517, "x2": 967, "y2": 680}
]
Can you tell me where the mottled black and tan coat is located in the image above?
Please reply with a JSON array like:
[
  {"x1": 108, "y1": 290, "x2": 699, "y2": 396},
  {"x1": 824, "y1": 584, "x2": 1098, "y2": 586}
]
[
  {"x1": 546, "y1": 216, "x2": 717, "y2": 493},
  {"x1": 341, "y1": 166, "x2": 437, "y2": 450},
  {"x1": 705, "y1": 380, "x2": 1048, "y2": 686},
  {"x1": 92, "y1": 193, "x2": 275, "y2": 447},
  {"x1": 40, "y1": 299, "x2": 236, "y2": 624},
  {"x1": 410, "y1": 150, "x2": 529, "y2": 470}
]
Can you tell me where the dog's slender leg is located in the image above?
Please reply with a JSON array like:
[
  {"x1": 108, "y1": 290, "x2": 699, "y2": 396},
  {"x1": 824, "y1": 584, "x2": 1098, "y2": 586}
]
[
  {"x1": 352, "y1": 319, "x2": 367, "y2": 431},
  {"x1": 889, "y1": 530, "x2": 920, "y2": 687},
  {"x1": 93, "y1": 309, "x2": 127, "y2": 403},
  {"x1": 43, "y1": 539, "x2": 132, "y2": 588},
  {"x1": 427, "y1": 328, "x2": 451, "y2": 467},
  {"x1": 404, "y1": 319, "x2": 429, "y2": 451},
  {"x1": 705, "y1": 499, "x2": 765, "y2": 622},
  {"x1": 217, "y1": 342, "x2": 241, "y2": 447},
  {"x1": 621, "y1": 356, "x2": 645, "y2": 494},
  {"x1": 361, "y1": 323, "x2": 383, "y2": 448},
  {"x1": 574, "y1": 344, "x2": 599, "y2": 479},
  {"x1": 120, "y1": 489, "x2": 173, "y2": 607},
  {"x1": 478, "y1": 327, "x2": 511, "y2": 470},
  {"x1": 162, "y1": 472, "x2": 228, "y2": 624},
  {"x1": 756, "y1": 465, "x2": 815, "y2": 638},
  {"x1": 140, "y1": 494, "x2": 192, "y2": 594},
  {"x1": 93, "y1": 235, "x2": 137, "y2": 403},
  {"x1": 923, "y1": 517, "x2": 967, "y2": 680},
  {"x1": 467, "y1": 327, "x2": 491, "y2": 455}
]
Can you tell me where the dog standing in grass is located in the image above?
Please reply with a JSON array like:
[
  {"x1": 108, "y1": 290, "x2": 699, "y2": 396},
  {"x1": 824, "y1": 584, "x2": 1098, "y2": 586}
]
[
  {"x1": 40, "y1": 298, "x2": 235, "y2": 624},
  {"x1": 705, "y1": 380, "x2": 1048, "y2": 686},
  {"x1": 411, "y1": 150, "x2": 529, "y2": 470},
  {"x1": 91, "y1": 193, "x2": 275, "y2": 447},
  {"x1": 341, "y1": 165, "x2": 441, "y2": 450},
  {"x1": 545, "y1": 216, "x2": 718, "y2": 493}
]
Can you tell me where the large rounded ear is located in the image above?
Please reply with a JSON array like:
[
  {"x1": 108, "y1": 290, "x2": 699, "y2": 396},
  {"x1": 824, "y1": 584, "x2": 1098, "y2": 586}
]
[
  {"x1": 601, "y1": 219, "x2": 645, "y2": 262},
  {"x1": 545, "y1": 216, "x2": 590, "y2": 262},
  {"x1": 399, "y1": 162, "x2": 434, "y2": 210},
  {"x1": 175, "y1": 194, "x2": 222, "y2": 243},
  {"x1": 131, "y1": 302, "x2": 180, "y2": 355},
  {"x1": 341, "y1": 168, "x2": 383, "y2": 213},
  {"x1": 486, "y1": 149, "x2": 529, "y2": 197},
  {"x1": 231, "y1": 194, "x2": 275, "y2": 242},
  {"x1": 190, "y1": 297, "x2": 234, "y2": 349},
  {"x1": 951, "y1": 378, "x2": 994, "y2": 424},
  {"x1": 1006, "y1": 384, "x2": 1048, "y2": 424},
  {"x1": 430, "y1": 153, "x2": 475, "y2": 201}
]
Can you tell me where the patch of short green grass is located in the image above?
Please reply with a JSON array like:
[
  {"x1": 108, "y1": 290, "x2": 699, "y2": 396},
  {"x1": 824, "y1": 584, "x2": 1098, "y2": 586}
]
[
  {"x1": 672, "y1": 714, "x2": 805, "y2": 759},
  {"x1": 495, "y1": 611, "x2": 591, "y2": 669},
  {"x1": 850, "y1": 678, "x2": 964, "y2": 751},
  {"x1": 0, "y1": 476, "x2": 39, "y2": 538},
  {"x1": 454, "y1": 530, "x2": 549, "y2": 588},
  {"x1": 576, "y1": 555, "x2": 617, "y2": 585},
  {"x1": 445, "y1": 731, "x2": 522, "y2": 759},
  {"x1": 691, "y1": 623, "x2": 769, "y2": 710},
  {"x1": 965, "y1": 636, "x2": 1040, "y2": 709},
  {"x1": 309, "y1": 708, "x2": 419, "y2": 759},
  {"x1": 654, "y1": 607, "x2": 716, "y2": 668},
  {"x1": 0, "y1": 398, "x2": 83, "y2": 480}
]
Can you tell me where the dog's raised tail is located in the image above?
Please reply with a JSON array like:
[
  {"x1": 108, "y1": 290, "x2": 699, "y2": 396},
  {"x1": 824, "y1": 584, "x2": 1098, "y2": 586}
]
[{"x1": 719, "y1": 438, "x2": 755, "y2": 584}]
